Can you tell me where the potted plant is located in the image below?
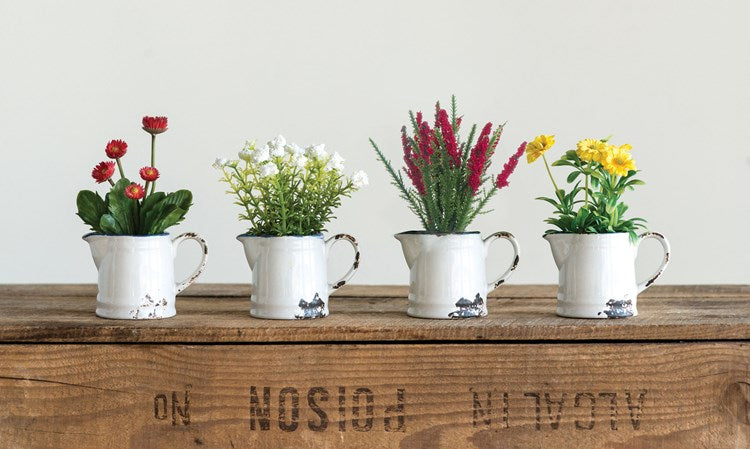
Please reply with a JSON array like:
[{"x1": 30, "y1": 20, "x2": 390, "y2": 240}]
[
  {"x1": 371, "y1": 96, "x2": 523, "y2": 319},
  {"x1": 528, "y1": 134, "x2": 671, "y2": 318},
  {"x1": 215, "y1": 135, "x2": 367, "y2": 320},
  {"x1": 76, "y1": 116, "x2": 208, "y2": 320}
]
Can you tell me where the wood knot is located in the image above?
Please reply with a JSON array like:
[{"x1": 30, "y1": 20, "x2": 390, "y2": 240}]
[{"x1": 723, "y1": 381, "x2": 750, "y2": 425}]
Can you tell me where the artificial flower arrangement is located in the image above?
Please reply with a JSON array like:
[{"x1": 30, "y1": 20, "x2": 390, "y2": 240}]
[
  {"x1": 76, "y1": 116, "x2": 193, "y2": 235},
  {"x1": 529, "y1": 134, "x2": 671, "y2": 319},
  {"x1": 371, "y1": 96, "x2": 525, "y2": 233},
  {"x1": 527, "y1": 134, "x2": 646, "y2": 240},
  {"x1": 77, "y1": 117, "x2": 208, "y2": 320},
  {"x1": 369, "y1": 96, "x2": 523, "y2": 319},
  {"x1": 215, "y1": 135, "x2": 368, "y2": 235},
  {"x1": 215, "y1": 136, "x2": 366, "y2": 320}
]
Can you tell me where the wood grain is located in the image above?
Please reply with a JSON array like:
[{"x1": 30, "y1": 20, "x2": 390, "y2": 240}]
[
  {"x1": 3, "y1": 283, "x2": 750, "y2": 299},
  {"x1": 0, "y1": 285, "x2": 747, "y2": 343},
  {"x1": 0, "y1": 343, "x2": 747, "y2": 449}
]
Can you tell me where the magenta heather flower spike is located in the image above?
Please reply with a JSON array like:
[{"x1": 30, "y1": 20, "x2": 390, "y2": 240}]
[
  {"x1": 496, "y1": 142, "x2": 527, "y2": 189},
  {"x1": 437, "y1": 109, "x2": 460, "y2": 166},
  {"x1": 467, "y1": 123, "x2": 493, "y2": 194}
]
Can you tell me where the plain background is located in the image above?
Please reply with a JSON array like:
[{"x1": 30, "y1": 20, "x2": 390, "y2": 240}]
[{"x1": 1, "y1": 0, "x2": 748, "y2": 285}]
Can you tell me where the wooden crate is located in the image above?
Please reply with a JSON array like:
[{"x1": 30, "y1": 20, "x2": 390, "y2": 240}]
[{"x1": 0, "y1": 284, "x2": 748, "y2": 448}]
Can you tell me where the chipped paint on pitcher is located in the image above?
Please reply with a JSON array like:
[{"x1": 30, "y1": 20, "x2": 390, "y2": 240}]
[
  {"x1": 395, "y1": 231, "x2": 520, "y2": 319},
  {"x1": 83, "y1": 233, "x2": 208, "y2": 320}
]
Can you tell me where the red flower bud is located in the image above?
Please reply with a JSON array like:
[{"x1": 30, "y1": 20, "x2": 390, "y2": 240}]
[
  {"x1": 105, "y1": 139, "x2": 127, "y2": 159},
  {"x1": 92, "y1": 161, "x2": 115, "y2": 183},
  {"x1": 124, "y1": 183, "x2": 145, "y2": 200},
  {"x1": 142, "y1": 116, "x2": 168, "y2": 135},
  {"x1": 139, "y1": 166, "x2": 160, "y2": 182}
]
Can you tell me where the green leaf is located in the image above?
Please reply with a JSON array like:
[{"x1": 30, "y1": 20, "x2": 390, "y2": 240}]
[
  {"x1": 76, "y1": 190, "x2": 107, "y2": 232},
  {"x1": 566, "y1": 171, "x2": 582, "y2": 183},
  {"x1": 107, "y1": 178, "x2": 136, "y2": 235},
  {"x1": 144, "y1": 190, "x2": 193, "y2": 234},
  {"x1": 99, "y1": 214, "x2": 122, "y2": 235},
  {"x1": 148, "y1": 204, "x2": 187, "y2": 235},
  {"x1": 140, "y1": 192, "x2": 166, "y2": 224}
]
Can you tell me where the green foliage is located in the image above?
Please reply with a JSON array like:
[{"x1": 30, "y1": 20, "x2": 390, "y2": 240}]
[
  {"x1": 538, "y1": 149, "x2": 646, "y2": 241},
  {"x1": 77, "y1": 178, "x2": 192, "y2": 235},
  {"x1": 218, "y1": 142, "x2": 363, "y2": 236},
  {"x1": 371, "y1": 95, "x2": 511, "y2": 233}
]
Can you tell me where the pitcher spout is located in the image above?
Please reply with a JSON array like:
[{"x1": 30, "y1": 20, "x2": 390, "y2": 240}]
[
  {"x1": 394, "y1": 232, "x2": 429, "y2": 269},
  {"x1": 544, "y1": 233, "x2": 573, "y2": 269},
  {"x1": 237, "y1": 234, "x2": 262, "y2": 265},
  {"x1": 83, "y1": 233, "x2": 109, "y2": 269}
]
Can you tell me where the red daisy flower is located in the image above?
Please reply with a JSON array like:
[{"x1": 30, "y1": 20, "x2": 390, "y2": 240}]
[
  {"x1": 124, "y1": 183, "x2": 145, "y2": 200},
  {"x1": 142, "y1": 116, "x2": 168, "y2": 135},
  {"x1": 105, "y1": 139, "x2": 128, "y2": 159},
  {"x1": 139, "y1": 166, "x2": 160, "y2": 182},
  {"x1": 91, "y1": 161, "x2": 115, "y2": 183}
]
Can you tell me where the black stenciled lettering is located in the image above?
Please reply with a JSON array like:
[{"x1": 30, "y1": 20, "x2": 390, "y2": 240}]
[
  {"x1": 278, "y1": 387, "x2": 300, "y2": 432},
  {"x1": 574, "y1": 393, "x2": 596, "y2": 430},
  {"x1": 544, "y1": 393, "x2": 566, "y2": 430},
  {"x1": 338, "y1": 386, "x2": 346, "y2": 432},
  {"x1": 351, "y1": 387, "x2": 374, "y2": 432},
  {"x1": 172, "y1": 385, "x2": 191, "y2": 426},
  {"x1": 626, "y1": 390, "x2": 647, "y2": 430},
  {"x1": 524, "y1": 392, "x2": 542, "y2": 431},
  {"x1": 307, "y1": 387, "x2": 329, "y2": 432},
  {"x1": 384, "y1": 389, "x2": 406, "y2": 432},
  {"x1": 471, "y1": 388, "x2": 493, "y2": 427},
  {"x1": 599, "y1": 392, "x2": 618, "y2": 430},
  {"x1": 502, "y1": 392, "x2": 509, "y2": 428},
  {"x1": 154, "y1": 394, "x2": 168, "y2": 420},
  {"x1": 249, "y1": 386, "x2": 271, "y2": 431}
]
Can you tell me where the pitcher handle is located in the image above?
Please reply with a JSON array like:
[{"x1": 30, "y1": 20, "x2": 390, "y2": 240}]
[
  {"x1": 636, "y1": 232, "x2": 671, "y2": 294},
  {"x1": 484, "y1": 231, "x2": 521, "y2": 292},
  {"x1": 325, "y1": 234, "x2": 360, "y2": 294},
  {"x1": 172, "y1": 233, "x2": 209, "y2": 294}
]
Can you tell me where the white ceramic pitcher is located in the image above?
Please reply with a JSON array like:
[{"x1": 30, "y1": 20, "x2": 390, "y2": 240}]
[
  {"x1": 545, "y1": 232, "x2": 671, "y2": 319},
  {"x1": 84, "y1": 233, "x2": 208, "y2": 319},
  {"x1": 237, "y1": 234, "x2": 360, "y2": 320},
  {"x1": 395, "y1": 231, "x2": 520, "y2": 319}
]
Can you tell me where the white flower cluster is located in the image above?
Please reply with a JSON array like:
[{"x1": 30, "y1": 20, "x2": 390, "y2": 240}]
[{"x1": 213, "y1": 134, "x2": 369, "y2": 187}]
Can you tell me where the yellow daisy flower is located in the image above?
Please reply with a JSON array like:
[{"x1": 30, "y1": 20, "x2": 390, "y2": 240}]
[
  {"x1": 526, "y1": 134, "x2": 555, "y2": 163},
  {"x1": 602, "y1": 145, "x2": 636, "y2": 176},
  {"x1": 576, "y1": 138, "x2": 607, "y2": 163}
]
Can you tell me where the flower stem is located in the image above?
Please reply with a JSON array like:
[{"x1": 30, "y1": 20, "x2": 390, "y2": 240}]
[
  {"x1": 542, "y1": 154, "x2": 560, "y2": 192},
  {"x1": 584, "y1": 162, "x2": 590, "y2": 207},
  {"x1": 107, "y1": 178, "x2": 115, "y2": 187},
  {"x1": 116, "y1": 159, "x2": 125, "y2": 179},
  {"x1": 150, "y1": 134, "x2": 156, "y2": 194},
  {"x1": 134, "y1": 199, "x2": 141, "y2": 234}
]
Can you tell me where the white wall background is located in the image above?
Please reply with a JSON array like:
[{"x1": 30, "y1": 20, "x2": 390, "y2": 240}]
[{"x1": 1, "y1": 0, "x2": 748, "y2": 285}]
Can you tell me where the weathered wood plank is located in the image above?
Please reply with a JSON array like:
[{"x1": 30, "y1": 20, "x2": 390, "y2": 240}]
[
  {"x1": 0, "y1": 286, "x2": 748, "y2": 343},
  {"x1": 0, "y1": 343, "x2": 747, "y2": 449},
  {"x1": 2, "y1": 284, "x2": 749, "y2": 299}
]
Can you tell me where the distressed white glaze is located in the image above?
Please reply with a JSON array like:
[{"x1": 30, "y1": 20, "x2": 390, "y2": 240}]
[
  {"x1": 545, "y1": 232, "x2": 671, "y2": 319},
  {"x1": 395, "y1": 231, "x2": 520, "y2": 319},
  {"x1": 84, "y1": 233, "x2": 208, "y2": 320},
  {"x1": 237, "y1": 234, "x2": 360, "y2": 320}
]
